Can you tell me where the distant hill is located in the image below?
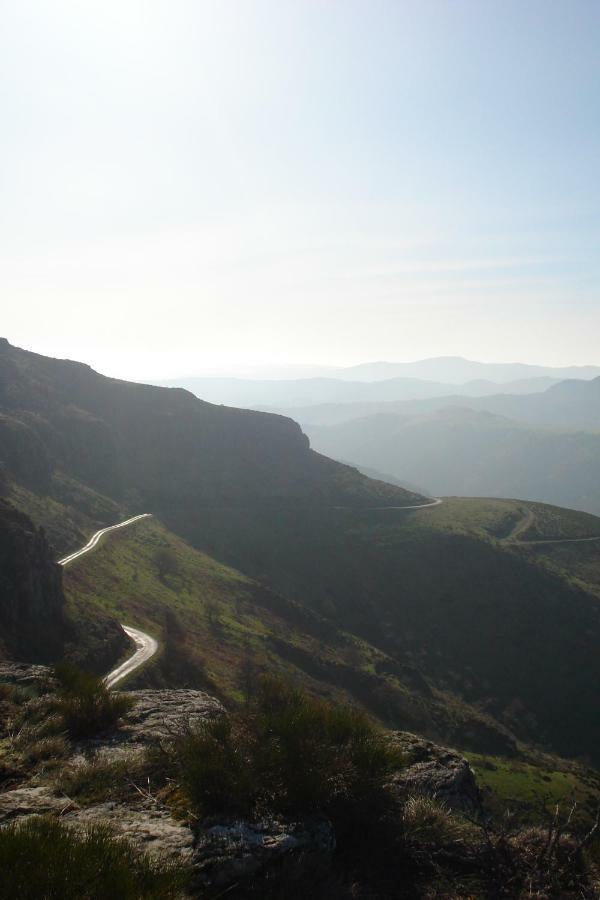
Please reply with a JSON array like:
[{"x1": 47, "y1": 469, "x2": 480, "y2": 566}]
[
  {"x1": 162, "y1": 373, "x2": 560, "y2": 409},
  {"x1": 266, "y1": 376, "x2": 600, "y2": 433},
  {"x1": 166, "y1": 355, "x2": 600, "y2": 385},
  {"x1": 339, "y1": 356, "x2": 600, "y2": 384},
  {"x1": 305, "y1": 408, "x2": 600, "y2": 516}
]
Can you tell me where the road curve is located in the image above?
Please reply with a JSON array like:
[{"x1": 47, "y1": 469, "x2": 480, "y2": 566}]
[
  {"x1": 57, "y1": 514, "x2": 158, "y2": 687},
  {"x1": 333, "y1": 497, "x2": 442, "y2": 511},
  {"x1": 373, "y1": 497, "x2": 442, "y2": 510},
  {"x1": 104, "y1": 626, "x2": 159, "y2": 689},
  {"x1": 57, "y1": 514, "x2": 153, "y2": 566}
]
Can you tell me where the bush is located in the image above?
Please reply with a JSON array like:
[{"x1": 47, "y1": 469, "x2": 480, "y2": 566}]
[
  {"x1": 401, "y1": 794, "x2": 474, "y2": 846},
  {"x1": 0, "y1": 816, "x2": 188, "y2": 900},
  {"x1": 172, "y1": 677, "x2": 401, "y2": 820},
  {"x1": 53, "y1": 662, "x2": 133, "y2": 739}
]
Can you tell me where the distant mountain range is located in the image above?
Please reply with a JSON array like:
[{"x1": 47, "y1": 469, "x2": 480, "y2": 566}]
[
  {"x1": 265, "y1": 376, "x2": 600, "y2": 430},
  {"x1": 161, "y1": 373, "x2": 562, "y2": 409},
  {"x1": 261, "y1": 377, "x2": 600, "y2": 515},
  {"x1": 166, "y1": 355, "x2": 600, "y2": 385},
  {"x1": 306, "y1": 407, "x2": 600, "y2": 516}
]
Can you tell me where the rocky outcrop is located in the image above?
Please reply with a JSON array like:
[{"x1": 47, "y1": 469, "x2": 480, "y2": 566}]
[
  {"x1": 0, "y1": 501, "x2": 65, "y2": 662},
  {"x1": 389, "y1": 732, "x2": 481, "y2": 813},
  {"x1": 0, "y1": 662, "x2": 53, "y2": 688},
  {"x1": 195, "y1": 817, "x2": 335, "y2": 887},
  {"x1": 119, "y1": 689, "x2": 225, "y2": 742},
  {"x1": 0, "y1": 685, "x2": 335, "y2": 889}
]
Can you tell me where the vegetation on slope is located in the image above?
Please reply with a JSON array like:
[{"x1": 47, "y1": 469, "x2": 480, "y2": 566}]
[
  {"x1": 180, "y1": 498, "x2": 600, "y2": 763},
  {"x1": 61, "y1": 515, "x2": 517, "y2": 754}
]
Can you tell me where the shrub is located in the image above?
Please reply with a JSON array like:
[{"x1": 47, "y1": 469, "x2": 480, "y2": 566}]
[
  {"x1": 22, "y1": 735, "x2": 69, "y2": 765},
  {"x1": 0, "y1": 816, "x2": 188, "y2": 900},
  {"x1": 174, "y1": 716, "x2": 254, "y2": 816},
  {"x1": 172, "y1": 677, "x2": 401, "y2": 821},
  {"x1": 53, "y1": 662, "x2": 133, "y2": 739},
  {"x1": 401, "y1": 794, "x2": 473, "y2": 846}
]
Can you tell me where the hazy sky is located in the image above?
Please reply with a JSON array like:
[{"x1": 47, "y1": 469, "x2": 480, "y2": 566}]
[{"x1": 1, "y1": 0, "x2": 599, "y2": 379}]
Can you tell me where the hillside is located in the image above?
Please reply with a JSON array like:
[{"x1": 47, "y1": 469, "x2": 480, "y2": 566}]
[
  {"x1": 305, "y1": 407, "x2": 600, "y2": 515},
  {"x1": 2, "y1": 341, "x2": 600, "y2": 766},
  {"x1": 62, "y1": 514, "x2": 528, "y2": 755},
  {"x1": 0, "y1": 338, "x2": 423, "y2": 552},
  {"x1": 183, "y1": 497, "x2": 600, "y2": 763}
]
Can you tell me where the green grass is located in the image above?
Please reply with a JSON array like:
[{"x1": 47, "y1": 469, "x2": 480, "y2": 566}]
[
  {"x1": 60, "y1": 515, "x2": 526, "y2": 757},
  {"x1": 466, "y1": 753, "x2": 600, "y2": 827},
  {"x1": 8, "y1": 474, "x2": 123, "y2": 557},
  {"x1": 62, "y1": 515, "x2": 411, "y2": 706}
]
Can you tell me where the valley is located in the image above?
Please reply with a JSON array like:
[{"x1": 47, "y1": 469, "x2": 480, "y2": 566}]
[{"x1": 2, "y1": 341, "x2": 600, "y2": 895}]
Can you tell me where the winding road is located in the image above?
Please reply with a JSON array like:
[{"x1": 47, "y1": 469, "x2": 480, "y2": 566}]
[
  {"x1": 57, "y1": 514, "x2": 158, "y2": 687},
  {"x1": 57, "y1": 514, "x2": 152, "y2": 566},
  {"x1": 104, "y1": 626, "x2": 159, "y2": 689}
]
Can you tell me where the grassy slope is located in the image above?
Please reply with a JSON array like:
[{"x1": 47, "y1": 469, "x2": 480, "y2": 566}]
[
  {"x1": 61, "y1": 514, "x2": 600, "y2": 826},
  {"x1": 466, "y1": 752, "x2": 600, "y2": 829},
  {"x1": 62, "y1": 515, "x2": 528, "y2": 754},
  {"x1": 62, "y1": 515, "x2": 413, "y2": 704},
  {"x1": 7, "y1": 475, "x2": 124, "y2": 557},
  {"x1": 177, "y1": 496, "x2": 600, "y2": 765},
  {"x1": 4, "y1": 483, "x2": 596, "y2": 825}
]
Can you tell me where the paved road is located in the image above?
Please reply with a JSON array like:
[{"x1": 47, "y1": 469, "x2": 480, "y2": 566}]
[
  {"x1": 376, "y1": 497, "x2": 442, "y2": 510},
  {"x1": 57, "y1": 514, "x2": 158, "y2": 687},
  {"x1": 57, "y1": 514, "x2": 153, "y2": 566},
  {"x1": 333, "y1": 497, "x2": 442, "y2": 511},
  {"x1": 105, "y1": 626, "x2": 159, "y2": 689}
]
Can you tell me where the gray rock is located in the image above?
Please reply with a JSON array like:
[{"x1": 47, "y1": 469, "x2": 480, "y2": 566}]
[
  {"x1": 389, "y1": 731, "x2": 481, "y2": 813},
  {"x1": 194, "y1": 817, "x2": 335, "y2": 887},
  {"x1": 65, "y1": 801, "x2": 195, "y2": 859},
  {"x1": 0, "y1": 785, "x2": 71, "y2": 823},
  {"x1": 117, "y1": 689, "x2": 225, "y2": 743},
  {"x1": 0, "y1": 785, "x2": 194, "y2": 861},
  {"x1": 0, "y1": 662, "x2": 53, "y2": 689}
]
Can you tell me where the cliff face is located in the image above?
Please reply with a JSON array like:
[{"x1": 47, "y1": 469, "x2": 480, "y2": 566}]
[
  {"x1": 0, "y1": 339, "x2": 423, "y2": 511},
  {"x1": 0, "y1": 500, "x2": 65, "y2": 662}
]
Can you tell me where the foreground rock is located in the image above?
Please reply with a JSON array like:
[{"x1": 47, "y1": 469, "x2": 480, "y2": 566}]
[
  {"x1": 195, "y1": 817, "x2": 335, "y2": 887},
  {"x1": 389, "y1": 731, "x2": 481, "y2": 812},
  {"x1": 119, "y1": 689, "x2": 224, "y2": 743},
  {"x1": 0, "y1": 662, "x2": 52, "y2": 689}
]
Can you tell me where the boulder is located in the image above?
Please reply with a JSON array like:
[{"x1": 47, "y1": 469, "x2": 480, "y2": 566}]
[
  {"x1": 120, "y1": 689, "x2": 225, "y2": 743},
  {"x1": 389, "y1": 731, "x2": 481, "y2": 813},
  {"x1": 194, "y1": 817, "x2": 335, "y2": 887}
]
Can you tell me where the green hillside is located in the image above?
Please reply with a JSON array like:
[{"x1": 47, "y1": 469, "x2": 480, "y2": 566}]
[
  {"x1": 61, "y1": 514, "x2": 523, "y2": 756},
  {"x1": 60, "y1": 513, "x2": 600, "y2": 827},
  {"x1": 2, "y1": 340, "x2": 600, "y2": 766}
]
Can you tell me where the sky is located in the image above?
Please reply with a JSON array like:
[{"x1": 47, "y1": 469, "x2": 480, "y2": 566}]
[{"x1": 1, "y1": 0, "x2": 599, "y2": 379}]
